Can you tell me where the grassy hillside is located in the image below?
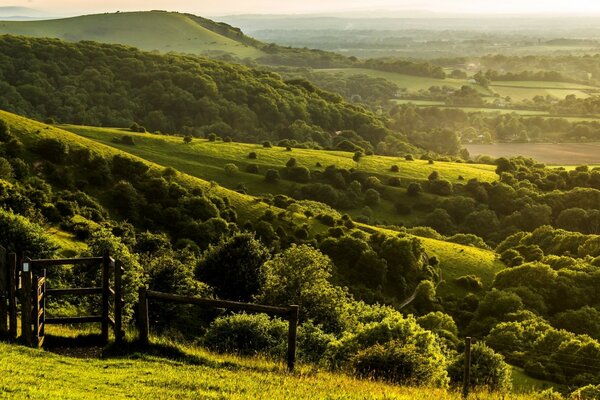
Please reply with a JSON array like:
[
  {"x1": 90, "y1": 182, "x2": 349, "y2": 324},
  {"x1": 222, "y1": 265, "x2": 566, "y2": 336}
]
[
  {"x1": 0, "y1": 338, "x2": 543, "y2": 400},
  {"x1": 64, "y1": 125, "x2": 498, "y2": 185},
  {"x1": 0, "y1": 11, "x2": 264, "y2": 58},
  {"x1": 59, "y1": 123, "x2": 504, "y2": 294},
  {"x1": 63, "y1": 124, "x2": 497, "y2": 227}
]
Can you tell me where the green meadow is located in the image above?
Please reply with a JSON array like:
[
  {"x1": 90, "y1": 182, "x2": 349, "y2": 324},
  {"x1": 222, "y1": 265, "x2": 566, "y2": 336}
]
[{"x1": 0, "y1": 11, "x2": 264, "y2": 58}]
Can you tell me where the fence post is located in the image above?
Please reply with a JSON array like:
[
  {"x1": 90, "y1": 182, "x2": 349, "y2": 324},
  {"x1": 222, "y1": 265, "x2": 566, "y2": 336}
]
[
  {"x1": 8, "y1": 253, "x2": 16, "y2": 340},
  {"x1": 462, "y1": 337, "x2": 472, "y2": 399},
  {"x1": 138, "y1": 287, "x2": 149, "y2": 345},
  {"x1": 114, "y1": 260, "x2": 124, "y2": 345},
  {"x1": 287, "y1": 305, "x2": 299, "y2": 372},
  {"x1": 101, "y1": 251, "x2": 110, "y2": 344},
  {"x1": 21, "y1": 258, "x2": 32, "y2": 346},
  {"x1": 0, "y1": 246, "x2": 7, "y2": 337}
]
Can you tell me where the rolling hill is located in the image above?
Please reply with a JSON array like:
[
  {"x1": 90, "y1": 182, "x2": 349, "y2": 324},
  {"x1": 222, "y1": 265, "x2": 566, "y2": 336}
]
[
  {"x1": 0, "y1": 10, "x2": 265, "y2": 58},
  {"x1": 2, "y1": 109, "x2": 505, "y2": 298}
]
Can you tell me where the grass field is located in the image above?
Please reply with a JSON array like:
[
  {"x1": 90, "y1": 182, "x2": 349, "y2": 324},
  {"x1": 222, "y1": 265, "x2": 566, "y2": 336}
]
[
  {"x1": 0, "y1": 336, "x2": 548, "y2": 400},
  {"x1": 465, "y1": 142, "x2": 600, "y2": 165},
  {"x1": 63, "y1": 125, "x2": 498, "y2": 185},
  {"x1": 0, "y1": 11, "x2": 264, "y2": 58}
]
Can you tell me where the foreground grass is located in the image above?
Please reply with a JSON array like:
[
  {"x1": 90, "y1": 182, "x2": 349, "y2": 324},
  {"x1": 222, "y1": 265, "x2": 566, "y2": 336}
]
[{"x1": 0, "y1": 339, "x2": 545, "y2": 400}]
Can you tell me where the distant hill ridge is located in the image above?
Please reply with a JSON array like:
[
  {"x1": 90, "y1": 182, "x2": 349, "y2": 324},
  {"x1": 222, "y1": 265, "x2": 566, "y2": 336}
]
[{"x1": 0, "y1": 10, "x2": 265, "y2": 58}]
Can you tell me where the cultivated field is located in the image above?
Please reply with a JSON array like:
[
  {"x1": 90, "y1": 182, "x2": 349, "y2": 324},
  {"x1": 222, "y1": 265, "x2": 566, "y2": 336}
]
[{"x1": 465, "y1": 142, "x2": 600, "y2": 165}]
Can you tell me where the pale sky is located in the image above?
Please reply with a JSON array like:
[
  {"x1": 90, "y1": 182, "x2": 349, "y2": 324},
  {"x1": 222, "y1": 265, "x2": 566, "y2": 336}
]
[{"x1": 8, "y1": 0, "x2": 600, "y2": 16}]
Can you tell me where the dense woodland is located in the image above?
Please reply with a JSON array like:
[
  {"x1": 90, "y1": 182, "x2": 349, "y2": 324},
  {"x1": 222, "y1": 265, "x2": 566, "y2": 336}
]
[{"x1": 0, "y1": 36, "x2": 412, "y2": 154}]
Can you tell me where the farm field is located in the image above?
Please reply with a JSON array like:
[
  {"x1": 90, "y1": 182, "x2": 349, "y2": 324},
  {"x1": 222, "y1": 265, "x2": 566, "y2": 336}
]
[
  {"x1": 0, "y1": 11, "x2": 264, "y2": 58},
  {"x1": 315, "y1": 67, "x2": 492, "y2": 94},
  {"x1": 393, "y1": 100, "x2": 551, "y2": 116},
  {"x1": 465, "y1": 142, "x2": 600, "y2": 165}
]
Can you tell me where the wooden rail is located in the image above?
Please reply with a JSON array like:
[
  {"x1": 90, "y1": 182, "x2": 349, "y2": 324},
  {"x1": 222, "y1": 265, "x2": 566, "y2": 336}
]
[
  {"x1": 18, "y1": 253, "x2": 124, "y2": 347},
  {"x1": 138, "y1": 288, "x2": 300, "y2": 371}
]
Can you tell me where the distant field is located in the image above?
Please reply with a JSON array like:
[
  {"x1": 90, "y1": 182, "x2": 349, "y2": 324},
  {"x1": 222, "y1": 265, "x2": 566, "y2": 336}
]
[
  {"x1": 466, "y1": 142, "x2": 600, "y2": 165},
  {"x1": 490, "y1": 86, "x2": 591, "y2": 102},
  {"x1": 0, "y1": 11, "x2": 264, "y2": 58},
  {"x1": 315, "y1": 67, "x2": 492, "y2": 95},
  {"x1": 393, "y1": 100, "x2": 551, "y2": 116}
]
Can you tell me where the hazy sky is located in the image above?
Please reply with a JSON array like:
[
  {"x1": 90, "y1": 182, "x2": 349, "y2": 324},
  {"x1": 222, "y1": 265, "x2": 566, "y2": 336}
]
[{"x1": 9, "y1": 0, "x2": 600, "y2": 16}]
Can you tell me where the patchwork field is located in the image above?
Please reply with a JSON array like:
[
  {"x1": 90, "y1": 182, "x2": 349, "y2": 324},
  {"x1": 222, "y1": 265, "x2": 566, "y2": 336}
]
[{"x1": 465, "y1": 142, "x2": 600, "y2": 165}]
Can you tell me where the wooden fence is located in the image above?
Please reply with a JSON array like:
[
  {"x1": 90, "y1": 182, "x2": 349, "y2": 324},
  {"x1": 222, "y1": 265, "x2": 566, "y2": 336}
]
[
  {"x1": 0, "y1": 247, "x2": 17, "y2": 340},
  {"x1": 20, "y1": 252, "x2": 124, "y2": 347},
  {"x1": 138, "y1": 288, "x2": 300, "y2": 371}
]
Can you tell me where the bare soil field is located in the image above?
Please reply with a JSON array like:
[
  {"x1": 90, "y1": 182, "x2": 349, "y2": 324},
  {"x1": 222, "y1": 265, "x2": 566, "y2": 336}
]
[{"x1": 465, "y1": 142, "x2": 600, "y2": 165}]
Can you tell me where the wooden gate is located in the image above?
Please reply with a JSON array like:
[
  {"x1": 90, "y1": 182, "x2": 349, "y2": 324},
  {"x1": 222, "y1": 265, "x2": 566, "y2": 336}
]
[
  {"x1": 20, "y1": 252, "x2": 124, "y2": 347},
  {"x1": 0, "y1": 246, "x2": 17, "y2": 340},
  {"x1": 33, "y1": 273, "x2": 46, "y2": 347}
]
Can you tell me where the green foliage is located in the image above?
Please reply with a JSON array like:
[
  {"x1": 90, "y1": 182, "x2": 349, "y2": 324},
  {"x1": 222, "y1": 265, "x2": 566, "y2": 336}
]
[
  {"x1": 448, "y1": 343, "x2": 512, "y2": 392},
  {"x1": 257, "y1": 244, "x2": 349, "y2": 333},
  {"x1": 203, "y1": 313, "x2": 287, "y2": 357},
  {"x1": 326, "y1": 314, "x2": 449, "y2": 388},
  {"x1": 265, "y1": 169, "x2": 280, "y2": 183},
  {"x1": 86, "y1": 230, "x2": 144, "y2": 324},
  {"x1": 196, "y1": 233, "x2": 270, "y2": 302},
  {"x1": 0, "y1": 208, "x2": 57, "y2": 256}
]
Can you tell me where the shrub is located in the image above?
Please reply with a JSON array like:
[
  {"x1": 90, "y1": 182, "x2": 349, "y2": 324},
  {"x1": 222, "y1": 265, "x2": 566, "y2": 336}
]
[
  {"x1": 0, "y1": 157, "x2": 13, "y2": 179},
  {"x1": 203, "y1": 313, "x2": 287, "y2": 356},
  {"x1": 207, "y1": 133, "x2": 218, "y2": 142},
  {"x1": 286, "y1": 158, "x2": 297, "y2": 168},
  {"x1": 246, "y1": 163, "x2": 259, "y2": 174},
  {"x1": 390, "y1": 165, "x2": 399, "y2": 172},
  {"x1": 263, "y1": 141, "x2": 272, "y2": 148},
  {"x1": 326, "y1": 314, "x2": 449, "y2": 387},
  {"x1": 447, "y1": 342, "x2": 511, "y2": 392},
  {"x1": 352, "y1": 340, "x2": 447, "y2": 386},
  {"x1": 388, "y1": 177, "x2": 401, "y2": 187},
  {"x1": 33, "y1": 138, "x2": 68, "y2": 164},
  {"x1": 0, "y1": 209, "x2": 57, "y2": 256},
  {"x1": 405, "y1": 154, "x2": 414, "y2": 161},
  {"x1": 183, "y1": 135, "x2": 193, "y2": 144},
  {"x1": 224, "y1": 136, "x2": 232, "y2": 143},
  {"x1": 224, "y1": 163, "x2": 238, "y2": 176},
  {"x1": 407, "y1": 182, "x2": 422, "y2": 196},
  {"x1": 286, "y1": 166, "x2": 311, "y2": 183},
  {"x1": 286, "y1": 146, "x2": 292, "y2": 151},
  {"x1": 455, "y1": 275, "x2": 484, "y2": 291},
  {"x1": 265, "y1": 169, "x2": 280, "y2": 183},
  {"x1": 428, "y1": 171, "x2": 439, "y2": 181},
  {"x1": 121, "y1": 135, "x2": 135, "y2": 145},
  {"x1": 248, "y1": 151, "x2": 258, "y2": 159},
  {"x1": 297, "y1": 322, "x2": 336, "y2": 363},
  {"x1": 429, "y1": 179, "x2": 453, "y2": 196},
  {"x1": 0, "y1": 119, "x2": 11, "y2": 142},
  {"x1": 365, "y1": 188, "x2": 380, "y2": 206}
]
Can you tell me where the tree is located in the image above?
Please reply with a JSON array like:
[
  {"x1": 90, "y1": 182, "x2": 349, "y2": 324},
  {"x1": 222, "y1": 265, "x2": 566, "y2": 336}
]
[
  {"x1": 256, "y1": 244, "x2": 348, "y2": 332},
  {"x1": 407, "y1": 182, "x2": 422, "y2": 196},
  {"x1": 183, "y1": 135, "x2": 193, "y2": 144},
  {"x1": 364, "y1": 188, "x2": 380, "y2": 206},
  {"x1": 224, "y1": 163, "x2": 238, "y2": 176},
  {"x1": 265, "y1": 169, "x2": 280, "y2": 183},
  {"x1": 196, "y1": 233, "x2": 270, "y2": 302},
  {"x1": 286, "y1": 158, "x2": 297, "y2": 168},
  {"x1": 353, "y1": 151, "x2": 363, "y2": 166}
]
